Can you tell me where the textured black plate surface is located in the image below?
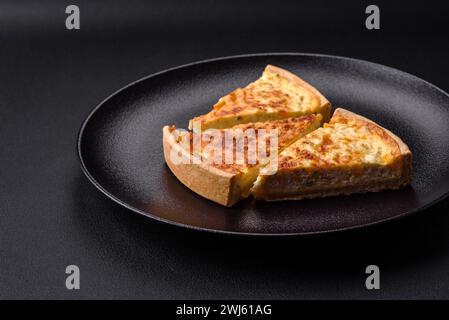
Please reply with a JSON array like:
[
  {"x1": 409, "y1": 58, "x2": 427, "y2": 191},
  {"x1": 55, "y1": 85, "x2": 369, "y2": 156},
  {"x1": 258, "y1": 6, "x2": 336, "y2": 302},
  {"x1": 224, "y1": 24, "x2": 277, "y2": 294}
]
[{"x1": 78, "y1": 53, "x2": 449, "y2": 235}]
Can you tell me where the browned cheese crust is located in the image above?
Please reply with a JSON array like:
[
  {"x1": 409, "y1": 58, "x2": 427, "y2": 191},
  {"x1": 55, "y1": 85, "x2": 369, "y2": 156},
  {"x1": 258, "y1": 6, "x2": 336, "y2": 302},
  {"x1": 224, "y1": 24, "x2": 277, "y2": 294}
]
[
  {"x1": 188, "y1": 65, "x2": 331, "y2": 130},
  {"x1": 163, "y1": 125, "x2": 240, "y2": 206}
]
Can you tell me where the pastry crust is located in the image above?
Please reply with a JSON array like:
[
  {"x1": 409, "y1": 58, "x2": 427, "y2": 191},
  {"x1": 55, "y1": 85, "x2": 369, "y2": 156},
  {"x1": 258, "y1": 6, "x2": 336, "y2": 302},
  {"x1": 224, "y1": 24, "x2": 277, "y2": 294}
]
[
  {"x1": 252, "y1": 178, "x2": 411, "y2": 201},
  {"x1": 163, "y1": 64, "x2": 412, "y2": 206}
]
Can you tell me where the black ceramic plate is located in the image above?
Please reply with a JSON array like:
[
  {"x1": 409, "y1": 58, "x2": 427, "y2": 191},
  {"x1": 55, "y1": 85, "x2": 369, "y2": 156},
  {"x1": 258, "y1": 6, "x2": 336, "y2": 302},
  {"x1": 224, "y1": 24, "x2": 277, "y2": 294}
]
[{"x1": 78, "y1": 53, "x2": 449, "y2": 236}]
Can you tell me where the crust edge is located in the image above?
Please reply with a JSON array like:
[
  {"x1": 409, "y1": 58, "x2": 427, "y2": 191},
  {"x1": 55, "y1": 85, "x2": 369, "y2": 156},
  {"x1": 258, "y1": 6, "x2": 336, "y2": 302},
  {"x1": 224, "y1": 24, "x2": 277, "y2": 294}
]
[
  {"x1": 162, "y1": 126, "x2": 239, "y2": 206},
  {"x1": 251, "y1": 108, "x2": 413, "y2": 201}
]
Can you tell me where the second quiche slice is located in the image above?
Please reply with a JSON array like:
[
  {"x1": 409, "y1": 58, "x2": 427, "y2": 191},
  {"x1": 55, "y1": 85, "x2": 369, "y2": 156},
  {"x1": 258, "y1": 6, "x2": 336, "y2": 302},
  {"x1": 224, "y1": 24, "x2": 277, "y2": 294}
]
[
  {"x1": 251, "y1": 108, "x2": 412, "y2": 200},
  {"x1": 188, "y1": 65, "x2": 331, "y2": 130}
]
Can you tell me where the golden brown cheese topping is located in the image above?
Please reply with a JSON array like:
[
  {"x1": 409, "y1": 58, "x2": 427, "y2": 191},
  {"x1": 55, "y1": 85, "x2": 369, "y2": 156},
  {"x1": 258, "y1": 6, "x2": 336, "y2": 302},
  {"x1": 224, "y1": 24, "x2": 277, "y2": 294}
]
[
  {"x1": 278, "y1": 114, "x2": 401, "y2": 169},
  {"x1": 189, "y1": 66, "x2": 325, "y2": 130},
  {"x1": 174, "y1": 115, "x2": 322, "y2": 174}
]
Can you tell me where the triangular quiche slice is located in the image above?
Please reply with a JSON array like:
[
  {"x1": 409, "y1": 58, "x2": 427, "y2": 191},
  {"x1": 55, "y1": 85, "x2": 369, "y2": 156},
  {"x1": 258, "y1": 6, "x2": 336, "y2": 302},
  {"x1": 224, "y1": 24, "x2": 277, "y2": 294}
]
[
  {"x1": 251, "y1": 108, "x2": 412, "y2": 200},
  {"x1": 163, "y1": 114, "x2": 322, "y2": 206},
  {"x1": 188, "y1": 65, "x2": 331, "y2": 130}
]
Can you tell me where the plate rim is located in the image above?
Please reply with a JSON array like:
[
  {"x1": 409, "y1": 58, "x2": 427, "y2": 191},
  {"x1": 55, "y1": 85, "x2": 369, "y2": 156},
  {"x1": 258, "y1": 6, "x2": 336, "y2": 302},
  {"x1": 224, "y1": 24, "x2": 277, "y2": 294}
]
[{"x1": 77, "y1": 52, "x2": 449, "y2": 236}]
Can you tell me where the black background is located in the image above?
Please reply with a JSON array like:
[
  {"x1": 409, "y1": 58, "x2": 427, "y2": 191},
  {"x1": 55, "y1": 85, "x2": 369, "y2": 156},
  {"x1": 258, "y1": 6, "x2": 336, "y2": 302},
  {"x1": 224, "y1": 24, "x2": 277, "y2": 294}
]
[{"x1": 1, "y1": 0, "x2": 449, "y2": 299}]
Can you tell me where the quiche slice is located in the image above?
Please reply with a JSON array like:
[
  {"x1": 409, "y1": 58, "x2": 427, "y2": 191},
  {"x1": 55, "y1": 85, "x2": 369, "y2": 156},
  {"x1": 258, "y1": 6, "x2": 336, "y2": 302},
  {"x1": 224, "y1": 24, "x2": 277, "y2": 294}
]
[
  {"x1": 163, "y1": 115, "x2": 322, "y2": 206},
  {"x1": 188, "y1": 65, "x2": 331, "y2": 130},
  {"x1": 251, "y1": 108, "x2": 412, "y2": 200}
]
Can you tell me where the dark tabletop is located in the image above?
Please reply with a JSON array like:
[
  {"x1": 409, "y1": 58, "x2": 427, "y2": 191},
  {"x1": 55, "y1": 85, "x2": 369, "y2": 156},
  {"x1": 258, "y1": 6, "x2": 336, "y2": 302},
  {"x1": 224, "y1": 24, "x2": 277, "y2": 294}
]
[{"x1": 1, "y1": 0, "x2": 449, "y2": 299}]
